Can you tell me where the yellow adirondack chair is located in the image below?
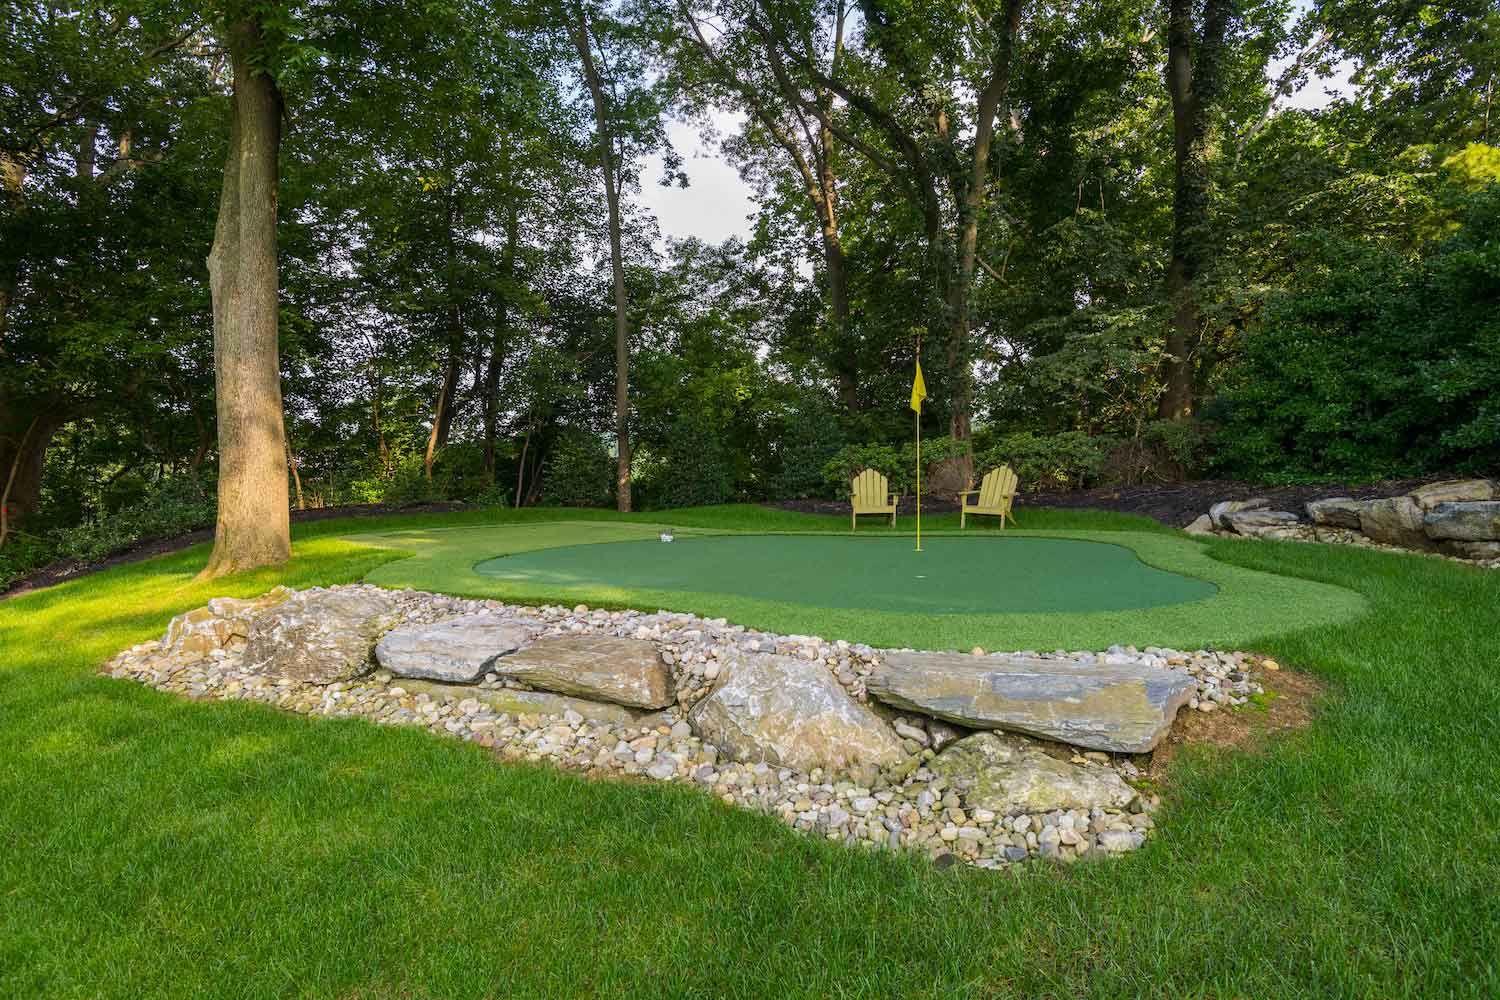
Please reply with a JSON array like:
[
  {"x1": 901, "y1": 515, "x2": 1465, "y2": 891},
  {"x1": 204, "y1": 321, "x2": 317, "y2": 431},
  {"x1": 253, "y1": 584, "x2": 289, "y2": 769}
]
[
  {"x1": 960, "y1": 465, "x2": 1019, "y2": 529},
  {"x1": 850, "y1": 468, "x2": 899, "y2": 529}
]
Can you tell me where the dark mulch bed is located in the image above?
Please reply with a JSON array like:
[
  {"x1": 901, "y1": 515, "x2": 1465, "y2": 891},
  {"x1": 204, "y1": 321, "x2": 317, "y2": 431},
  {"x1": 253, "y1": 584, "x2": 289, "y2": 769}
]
[
  {"x1": 769, "y1": 476, "x2": 1456, "y2": 528},
  {"x1": 1, "y1": 501, "x2": 474, "y2": 600}
]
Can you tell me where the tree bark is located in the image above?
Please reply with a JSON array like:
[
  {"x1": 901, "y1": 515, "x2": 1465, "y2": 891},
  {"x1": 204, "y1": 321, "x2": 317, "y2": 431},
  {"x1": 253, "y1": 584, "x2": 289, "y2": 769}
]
[
  {"x1": 571, "y1": 8, "x2": 632, "y2": 512},
  {"x1": 483, "y1": 199, "x2": 519, "y2": 478},
  {"x1": 425, "y1": 191, "x2": 464, "y2": 481},
  {"x1": 200, "y1": 16, "x2": 290, "y2": 578},
  {"x1": 1159, "y1": 0, "x2": 1233, "y2": 421}
]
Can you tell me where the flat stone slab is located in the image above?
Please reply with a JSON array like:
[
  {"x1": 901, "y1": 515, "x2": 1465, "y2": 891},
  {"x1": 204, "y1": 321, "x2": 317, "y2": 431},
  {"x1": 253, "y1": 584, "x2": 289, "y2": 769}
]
[
  {"x1": 867, "y1": 651, "x2": 1196, "y2": 753},
  {"x1": 690, "y1": 653, "x2": 906, "y2": 772},
  {"x1": 1221, "y1": 510, "x2": 1301, "y2": 538},
  {"x1": 494, "y1": 635, "x2": 674, "y2": 709},
  {"x1": 375, "y1": 613, "x2": 529, "y2": 683},
  {"x1": 395, "y1": 679, "x2": 647, "y2": 725},
  {"x1": 931, "y1": 732, "x2": 1136, "y2": 813},
  {"x1": 1306, "y1": 498, "x2": 1370, "y2": 529},
  {"x1": 1423, "y1": 501, "x2": 1500, "y2": 542},
  {"x1": 243, "y1": 587, "x2": 401, "y2": 684},
  {"x1": 1410, "y1": 479, "x2": 1495, "y2": 510}
]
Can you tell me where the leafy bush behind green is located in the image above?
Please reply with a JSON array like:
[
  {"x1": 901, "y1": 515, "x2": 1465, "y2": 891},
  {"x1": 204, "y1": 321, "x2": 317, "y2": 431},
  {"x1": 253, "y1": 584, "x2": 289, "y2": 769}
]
[
  {"x1": 977, "y1": 431, "x2": 1115, "y2": 491},
  {"x1": 538, "y1": 432, "x2": 613, "y2": 507}
]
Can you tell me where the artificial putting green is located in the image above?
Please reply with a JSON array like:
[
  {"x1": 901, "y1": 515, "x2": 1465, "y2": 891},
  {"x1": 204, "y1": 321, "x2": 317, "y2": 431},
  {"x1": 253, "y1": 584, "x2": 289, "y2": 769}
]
[
  {"x1": 473, "y1": 534, "x2": 1218, "y2": 614},
  {"x1": 351, "y1": 521, "x2": 1366, "y2": 650}
]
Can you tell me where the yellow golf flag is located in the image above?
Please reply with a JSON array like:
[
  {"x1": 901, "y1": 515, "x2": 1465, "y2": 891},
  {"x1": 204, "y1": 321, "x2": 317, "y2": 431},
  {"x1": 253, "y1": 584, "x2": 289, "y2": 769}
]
[{"x1": 910, "y1": 361, "x2": 927, "y2": 412}]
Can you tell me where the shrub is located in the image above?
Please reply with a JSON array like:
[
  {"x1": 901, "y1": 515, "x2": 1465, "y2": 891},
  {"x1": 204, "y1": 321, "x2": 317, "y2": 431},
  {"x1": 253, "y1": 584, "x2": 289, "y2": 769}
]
[
  {"x1": 636, "y1": 418, "x2": 734, "y2": 509},
  {"x1": 976, "y1": 431, "x2": 1113, "y2": 491},
  {"x1": 1101, "y1": 419, "x2": 1210, "y2": 485},
  {"x1": 0, "y1": 532, "x2": 60, "y2": 588},
  {"x1": 822, "y1": 443, "x2": 909, "y2": 498},
  {"x1": 765, "y1": 403, "x2": 846, "y2": 500},
  {"x1": 54, "y1": 476, "x2": 217, "y2": 562},
  {"x1": 539, "y1": 432, "x2": 613, "y2": 507}
]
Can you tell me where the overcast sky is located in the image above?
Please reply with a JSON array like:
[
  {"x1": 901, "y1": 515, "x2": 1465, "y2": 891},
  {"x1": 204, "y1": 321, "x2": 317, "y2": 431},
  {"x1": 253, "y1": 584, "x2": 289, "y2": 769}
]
[{"x1": 638, "y1": 56, "x2": 1357, "y2": 247}]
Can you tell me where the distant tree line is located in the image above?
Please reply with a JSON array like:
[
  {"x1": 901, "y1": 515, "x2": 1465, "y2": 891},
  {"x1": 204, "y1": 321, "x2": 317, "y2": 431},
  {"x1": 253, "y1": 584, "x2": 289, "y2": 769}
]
[{"x1": 0, "y1": 0, "x2": 1495, "y2": 578}]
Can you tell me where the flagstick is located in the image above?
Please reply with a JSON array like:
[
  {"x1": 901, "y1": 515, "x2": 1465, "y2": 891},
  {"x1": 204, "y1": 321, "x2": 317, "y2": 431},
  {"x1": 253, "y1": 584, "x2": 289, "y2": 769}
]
[
  {"x1": 915, "y1": 404, "x2": 922, "y2": 552},
  {"x1": 914, "y1": 337, "x2": 922, "y2": 553}
]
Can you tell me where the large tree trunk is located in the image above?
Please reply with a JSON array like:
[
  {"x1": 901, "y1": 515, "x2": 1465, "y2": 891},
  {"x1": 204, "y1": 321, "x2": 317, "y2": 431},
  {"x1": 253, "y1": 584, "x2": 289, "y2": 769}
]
[
  {"x1": 946, "y1": 0, "x2": 1024, "y2": 441},
  {"x1": 571, "y1": 9, "x2": 632, "y2": 512},
  {"x1": 483, "y1": 200, "x2": 519, "y2": 478},
  {"x1": 0, "y1": 412, "x2": 58, "y2": 529},
  {"x1": 201, "y1": 17, "x2": 290, "y2": 578},
  {"x1": 425, "y1": 191, "x2": 464, "y2": 481},
  {"x1": 1159, "y1": 0, "x2": 1231, "y2": 421}
]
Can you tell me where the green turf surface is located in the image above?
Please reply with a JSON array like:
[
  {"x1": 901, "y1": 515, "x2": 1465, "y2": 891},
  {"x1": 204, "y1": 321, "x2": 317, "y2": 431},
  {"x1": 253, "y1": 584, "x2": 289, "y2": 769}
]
[
  {"x1": 5, "y1": 505, "x2": 1495, "y2": 997},
  {"x1": 475, "y1": 533, "x2": 1218, "y2": 613},
  {"x1": 354, "y1": 521, "x2": 1363, "y2": 650}
]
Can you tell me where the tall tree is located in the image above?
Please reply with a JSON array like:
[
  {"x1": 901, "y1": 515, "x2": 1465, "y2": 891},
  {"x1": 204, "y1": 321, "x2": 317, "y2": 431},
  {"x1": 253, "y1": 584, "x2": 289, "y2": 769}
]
[
  {"x1": 201, "y1": 12, "x2": 290, "y2": 576},
  {"x1": 1158, "y1": 0, "x2": 1236, "y2": 420},
  {"x1": 754, "y1": 0, "x2": 1027, "y2": 440}
]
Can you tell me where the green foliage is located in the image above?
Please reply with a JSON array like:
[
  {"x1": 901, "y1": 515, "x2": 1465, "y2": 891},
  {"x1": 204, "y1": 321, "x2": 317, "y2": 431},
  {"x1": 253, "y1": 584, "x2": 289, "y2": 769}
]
[
  {"x1": 1212, "y1": 186, "x2": 1500, "y2": 480},
  {"x1": 822, "y1": 443, "x2": 910, "y2": 498},
  {"x1": 635, "y1": 418, "x2": 735, "y2": 509},
  {"x1": 538, "y1": 431, "x2": 613, "y2": 507},
  {"x1": 52, "y1": 477, "x2": 216, "y2": 563},
  {"x1": 977, "y1": 431, "x2": 1114, "y2": 492},
  {"x1": 764, "y1": 398, "x2": 846, "y2": 500}
]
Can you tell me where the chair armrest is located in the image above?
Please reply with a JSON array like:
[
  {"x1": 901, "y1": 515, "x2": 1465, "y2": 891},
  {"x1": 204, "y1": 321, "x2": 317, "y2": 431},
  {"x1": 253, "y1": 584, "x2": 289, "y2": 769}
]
[
  {"x1": 889, "y1": 492, "x2": 901, "y2": 503},
  {"x1": 957, "y1": 490, "x2": 978, "y2": 498}
]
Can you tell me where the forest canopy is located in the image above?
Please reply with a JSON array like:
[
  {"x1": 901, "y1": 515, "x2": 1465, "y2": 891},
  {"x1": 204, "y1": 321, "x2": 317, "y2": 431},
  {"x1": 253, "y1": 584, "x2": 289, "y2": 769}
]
[{"x1": 1, "y1": 0, "x2": 1496, "y2": 579}]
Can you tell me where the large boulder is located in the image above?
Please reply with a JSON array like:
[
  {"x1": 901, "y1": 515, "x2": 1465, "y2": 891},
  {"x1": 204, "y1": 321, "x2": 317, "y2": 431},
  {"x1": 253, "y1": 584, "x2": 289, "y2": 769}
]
[
  {"x1": 242, "y1": 587, "x2": 401, "y2": 684},
  {"x1": 1221, "y1": 509, "x2": 1303, "y2": 538},
  {"x1": 689, "y1": 653, "x2": 905, "y2": 773},
  {"x1": 1358, "y1": 496, "x2": 1435, "y2": 550},
  {"x1": 375, "y1": 614, "x2": 529, "y2": 683},
  {"x1": 395, "y1": 679, "x2": 648, "y2": 725},
  {"x1": 1410, "y1": 479, "x2": 1496, "y2": 510},
  {"x1": 494, "y1": 635, "x2": 674, "y2": 709},
  {"x1": 1209, "y1": 498, "x2": 1269, "y2": 530},
  {"x1": 1422, "y1": 501, "x2": 1500, "y2": 542},
  {"x1": 1183, "y1": 514, "x2": 1215, "y2": 536},
  {"x1": 867, "y1": 651, "x2": 1196, "y2": 753},
  {"x1": 1306, "y1": 497, "x2": 1370, "y2": 530},
  {"x1": 931, "y1": 732, "x2": 1136, "y2": 813},
  {"x1": 161, "y1": 587, "x2": 294, "y2": 657},
  {"x1": 1439, "y1": 540, "x2": 1500, "y2": 561}
]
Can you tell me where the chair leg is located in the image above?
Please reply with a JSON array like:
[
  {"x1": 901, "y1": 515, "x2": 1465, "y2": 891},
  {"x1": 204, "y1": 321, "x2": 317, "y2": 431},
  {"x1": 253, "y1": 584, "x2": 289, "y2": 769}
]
[
  {"x1": 961, "y1": 508, "x2": 966, "y2": 529},
  {"x1": 851, "y1": 510, "x2": 856, "y2": 532}
]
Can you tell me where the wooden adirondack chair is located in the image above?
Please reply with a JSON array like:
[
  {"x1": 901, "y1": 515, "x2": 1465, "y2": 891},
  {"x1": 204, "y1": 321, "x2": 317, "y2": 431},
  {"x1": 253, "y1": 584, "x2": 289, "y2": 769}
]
[
  {"x1": 850, "y1": 468, "x2": 899, "y2": 529},
  {"x1": 960, "y1": 465, "x2": 1019, "y2": 529}
]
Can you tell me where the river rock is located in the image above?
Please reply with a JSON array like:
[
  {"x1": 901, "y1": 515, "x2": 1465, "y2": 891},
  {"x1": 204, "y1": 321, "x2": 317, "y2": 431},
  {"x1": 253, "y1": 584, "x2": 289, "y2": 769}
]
[
  {"x1": 1410, "y1": 479, "x2": 1496, "y2": 510},
  {"x1": 494, "y1": 635, "x2": 674, "y2": 709},
  {"x1": 867, "y1": 651, "x2": 1196, "y2": 753},
  {"x1": 689, "y1": 653, "x2": 905, "y2": 772},
  {"x1": 374, "y1": 613, "x2": 529, "y2": 683},
  {"x1": 1359, "y1": 496, "x2": 1435, "y2": 550},
  {"x1": 242, "y1": 587, "x2": 401, "y2": 684},
  {"x1": 1305, "y1": 497, "x2": 1370, "y2": 529},
  {"x1": 930, "y1": 733, "x2": 1135, "y2": 813},
  {"x1": 1422, "y1": 501, "x2": 1500, "y2": 542},
  {"x1": 161, "y1": 587, "x2": 294, "y2": 657},
  {"x1": 396, "y1": 679, "x2": 647, "y2": 725},
  {"x1": 1209, "y1": 498, "x2": 1269, "y2": 530}
]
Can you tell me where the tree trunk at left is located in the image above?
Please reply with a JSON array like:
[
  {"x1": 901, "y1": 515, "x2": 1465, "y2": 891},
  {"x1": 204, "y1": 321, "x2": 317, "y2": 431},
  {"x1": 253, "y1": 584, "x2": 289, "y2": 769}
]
[{"x1": 201, "y1": 17, "x2": 289, "y2": 578}]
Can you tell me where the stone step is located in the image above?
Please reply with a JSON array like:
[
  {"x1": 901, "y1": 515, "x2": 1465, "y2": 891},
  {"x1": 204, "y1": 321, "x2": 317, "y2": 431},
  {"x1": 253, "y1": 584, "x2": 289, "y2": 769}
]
[{"x1": 867, "y1": 651, "x2": 1196, "y2": 753}]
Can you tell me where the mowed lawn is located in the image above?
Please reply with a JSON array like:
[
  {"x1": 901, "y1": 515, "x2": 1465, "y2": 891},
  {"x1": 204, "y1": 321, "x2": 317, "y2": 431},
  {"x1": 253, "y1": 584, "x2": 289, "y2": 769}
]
[{"x1": 1, "y1": 505, "x2": 1498, "y2": 998}]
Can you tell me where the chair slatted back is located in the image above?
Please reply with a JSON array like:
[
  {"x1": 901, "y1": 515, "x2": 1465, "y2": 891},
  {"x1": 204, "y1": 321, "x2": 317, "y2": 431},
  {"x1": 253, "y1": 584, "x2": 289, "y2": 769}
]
[
  {"x1": 978, "y1": 465, "x2": 1018, "y2": 508},
  {"x1": 851, "y1": 468, "x2": 889, "y2": 510}
]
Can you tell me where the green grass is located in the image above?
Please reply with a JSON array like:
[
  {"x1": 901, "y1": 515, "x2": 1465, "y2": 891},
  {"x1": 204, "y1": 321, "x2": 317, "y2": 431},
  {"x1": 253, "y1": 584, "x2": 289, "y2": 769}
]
[
  {"x1": 2, "y1": 504, "x2": 1498, "y2": 997},
  {"x1": 351, "y1": 518, "x2": 1363, "y2": 649}
]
